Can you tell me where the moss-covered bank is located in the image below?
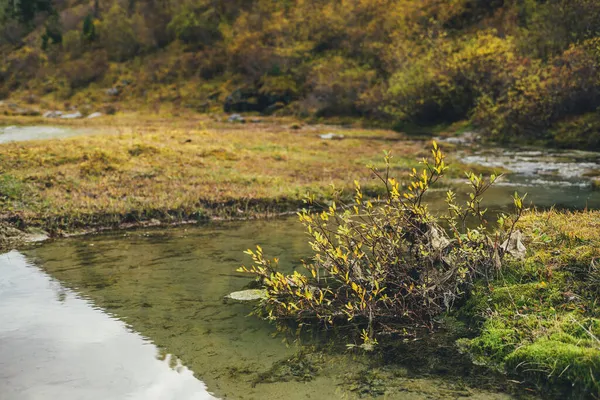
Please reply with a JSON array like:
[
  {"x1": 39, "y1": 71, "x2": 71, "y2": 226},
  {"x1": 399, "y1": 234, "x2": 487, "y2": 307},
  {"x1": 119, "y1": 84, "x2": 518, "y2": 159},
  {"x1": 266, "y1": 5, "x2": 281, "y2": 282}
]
[{"x1": 459, "y1": 210, "x2": 600, "y2": 399}]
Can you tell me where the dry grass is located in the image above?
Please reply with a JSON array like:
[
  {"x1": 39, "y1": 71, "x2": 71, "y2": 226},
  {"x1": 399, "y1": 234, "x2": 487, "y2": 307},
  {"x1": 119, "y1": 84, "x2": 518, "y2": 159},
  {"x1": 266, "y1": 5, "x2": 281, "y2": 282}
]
[{"x1": 0, "y1": 114, "x2": 448, "y2": 231}]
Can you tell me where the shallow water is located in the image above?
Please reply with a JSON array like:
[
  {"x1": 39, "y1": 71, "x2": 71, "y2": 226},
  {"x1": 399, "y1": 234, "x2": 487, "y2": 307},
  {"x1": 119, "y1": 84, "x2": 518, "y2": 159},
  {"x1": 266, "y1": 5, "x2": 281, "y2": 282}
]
[
  {"x1": 3, "y1": 134, "x2": 598, "y2": 398},
  {"x1": 0, "y1": 250, "x2": 215, "y2": 400},
  {"x1": 6, "y1": 219, "x2": 518, "y2": 399},
  {"x1": 460, "y1": 147, "x2": 600, "y2": 187},
  {"x1": 451, "y1": 146, "x2": 600, "y2": 211},
  {"x1": 0, "y1": 125, "x2": 94, "y2": 143}
]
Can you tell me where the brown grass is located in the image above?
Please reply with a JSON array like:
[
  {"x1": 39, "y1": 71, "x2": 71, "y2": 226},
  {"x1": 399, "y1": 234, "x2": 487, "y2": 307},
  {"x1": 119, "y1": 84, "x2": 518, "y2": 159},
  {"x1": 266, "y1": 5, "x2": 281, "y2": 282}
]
[{"x1": 0, "y1": 114, "x2": 488, "y2": 232}]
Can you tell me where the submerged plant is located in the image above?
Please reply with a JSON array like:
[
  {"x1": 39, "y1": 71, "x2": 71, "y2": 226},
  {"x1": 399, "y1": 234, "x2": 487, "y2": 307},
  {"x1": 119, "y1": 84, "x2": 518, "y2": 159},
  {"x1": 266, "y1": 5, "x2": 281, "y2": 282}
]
[{"x1": 238, "y1": 143, "x2": 525, "y2": 345}]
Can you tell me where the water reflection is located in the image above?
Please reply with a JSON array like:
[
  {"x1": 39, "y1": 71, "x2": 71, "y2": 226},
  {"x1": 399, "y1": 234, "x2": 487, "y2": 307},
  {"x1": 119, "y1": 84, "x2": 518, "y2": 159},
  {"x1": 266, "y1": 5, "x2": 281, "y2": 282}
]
[
  {"x1": 0, "y1": 250, "x2": 215, "y2": 400},
  {"x1": 20, "y1": 220, "x2": 515, "y2": 399}
]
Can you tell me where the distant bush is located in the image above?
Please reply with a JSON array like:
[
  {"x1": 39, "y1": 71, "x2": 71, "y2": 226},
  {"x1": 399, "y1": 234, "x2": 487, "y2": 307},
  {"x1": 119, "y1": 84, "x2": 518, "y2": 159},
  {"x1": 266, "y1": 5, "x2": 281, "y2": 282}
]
[
  {"x1": 61, "y1": 51, "x2": 108, "y2": 90},
  {"x1": 386, "y1": 32, "x2": 519, "y2": 124},
  {"x1": 167, "y1": 2, "x2": 221, "y2": 46},
  {"x1": 1, "y1": 0, "x2": 600, "y2": 148},
  {"x1": 0, "y1": 46, "x2": 47, "y2": 92},
  {"x1": 551, "y1": 112, "x2": 600, "y2": 150},
  {"x1": 303, "y1": 56, "x2": 377, "y2": 117},
  {"x1": 97, "y1": 4, "x2": 154, "y2": 62},
  {"x1": 473, "y1": 39, "x2": 600, "y2": 142},
  {"x1": 62, "y1": 30, "x2": 83, "y2": 59}
]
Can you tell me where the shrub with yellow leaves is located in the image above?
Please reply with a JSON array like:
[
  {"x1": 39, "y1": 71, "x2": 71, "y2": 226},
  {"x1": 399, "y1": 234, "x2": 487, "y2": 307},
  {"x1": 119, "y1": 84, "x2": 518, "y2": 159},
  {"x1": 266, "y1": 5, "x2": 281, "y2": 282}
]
[{"x1": 238, "y1": 143, "x2": 525, "y2": 346}]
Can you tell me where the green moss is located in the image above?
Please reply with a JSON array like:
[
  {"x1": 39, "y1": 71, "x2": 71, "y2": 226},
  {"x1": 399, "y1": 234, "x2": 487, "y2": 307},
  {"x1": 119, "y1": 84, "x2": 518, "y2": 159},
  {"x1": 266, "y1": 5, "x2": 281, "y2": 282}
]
[
  {"x1": 506, "y1": 340, "x2": 600, "y2": 396},
  {"x1": 459, "y1": 211, "x2": 600, "y2": 398},
  {"x1": 459, "y1": 321, "x2": 517, "y2": 365}
]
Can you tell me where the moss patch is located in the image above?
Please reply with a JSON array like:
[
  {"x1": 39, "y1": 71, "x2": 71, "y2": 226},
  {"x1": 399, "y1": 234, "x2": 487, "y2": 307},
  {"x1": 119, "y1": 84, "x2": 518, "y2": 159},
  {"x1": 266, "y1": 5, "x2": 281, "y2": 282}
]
[{"x1": 459, "y1": 210, "x2": 600, "y2": 398}]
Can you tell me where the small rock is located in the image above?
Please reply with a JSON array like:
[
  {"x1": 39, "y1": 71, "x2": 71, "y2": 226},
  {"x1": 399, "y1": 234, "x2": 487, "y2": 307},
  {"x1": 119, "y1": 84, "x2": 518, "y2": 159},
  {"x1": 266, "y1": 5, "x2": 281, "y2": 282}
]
[
  {"x1": 436, "y1": 131, "x2": 481, "y2": 145},
  {"x1": 440, "y1": 137, "x2": 467, "y2": 145},
  {"x1": 43, "y1": 110, "x2": 63, "y2": 118},
  {"x1": 4, "y1": 126, "x2": 16, "y2": 130},
  {"x1": 86, "y1": 112, "x2": 103, "y2": 119},
  {"x1": 24, "y1": 232, "x2": 50, "y2": 243},
  {"x1": 61, "y1": 111, "x2": 83, "y2": 119},
  {"x1": 501, "y1": 230, "x2": 526, "y2": 260},
  {"x1": 319, "y1": 133, "x2": 345, "y2": 140},
  {"x1": 428, "y1": 226, "x2": 450, "y2": 251},
  {"x1": 226, "y1": 289, "x2": 268, "y2": 301},
  {"x1": 106, "y1": 88, "x2": 119, "y2": 96},
  {"x1": 228, "y1": 113, "x2": 245, "y2": 123}
]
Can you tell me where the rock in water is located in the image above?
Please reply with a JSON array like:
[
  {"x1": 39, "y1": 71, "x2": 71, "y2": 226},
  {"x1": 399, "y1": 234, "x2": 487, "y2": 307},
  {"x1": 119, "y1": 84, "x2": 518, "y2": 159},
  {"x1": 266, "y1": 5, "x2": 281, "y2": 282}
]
[{"x1": 226, "y1": 289, "x2": 268, "y2": 301}]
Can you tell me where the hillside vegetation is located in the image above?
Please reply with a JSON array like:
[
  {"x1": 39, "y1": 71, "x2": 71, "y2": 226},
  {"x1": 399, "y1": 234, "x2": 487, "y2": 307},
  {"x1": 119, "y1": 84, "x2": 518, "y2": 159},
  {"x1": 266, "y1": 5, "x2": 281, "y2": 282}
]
[{"x1": 1, "y1": 0, "x2": 600, "y2": 148}]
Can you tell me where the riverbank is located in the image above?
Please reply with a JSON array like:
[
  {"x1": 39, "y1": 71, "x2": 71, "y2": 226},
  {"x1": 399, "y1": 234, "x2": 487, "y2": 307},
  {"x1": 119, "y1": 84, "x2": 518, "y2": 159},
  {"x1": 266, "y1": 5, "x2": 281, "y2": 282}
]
[
  {"x1": 0, "y1": 114, "x2": 496, "y2": 239},
  {"x1": 458, "y1": 210, "x2": 600, "y2": 398}
]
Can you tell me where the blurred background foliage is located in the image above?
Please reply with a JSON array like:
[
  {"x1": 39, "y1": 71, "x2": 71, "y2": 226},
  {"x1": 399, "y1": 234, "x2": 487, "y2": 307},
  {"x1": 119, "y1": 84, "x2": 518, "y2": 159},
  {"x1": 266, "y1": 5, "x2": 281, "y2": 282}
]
[{"x1": 1, "y1": 0, "x2": 599, "y2": 148}]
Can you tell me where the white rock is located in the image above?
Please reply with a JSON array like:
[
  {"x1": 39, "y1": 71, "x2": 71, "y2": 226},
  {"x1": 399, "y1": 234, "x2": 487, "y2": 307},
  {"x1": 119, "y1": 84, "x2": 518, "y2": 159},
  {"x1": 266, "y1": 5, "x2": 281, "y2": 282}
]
[
  {"x1": 43, "y1": 110, "x2": 63, "y2": 118},
  {"x1": 227, "y1": 113, "x2": 245, "y2": 123},
  {"x1": 61, "y1": 111, "x2": 83, "y2": 119},
  {"x1": 226, "y1": 289, "x2": 268, "y2": 301},
  {"x1": 87, "y1": 112, "x2": 103, "y2": 119},
  {"x1": 501, "y1": 230, "x2": 526, "y2": 260},
  {"x1": 319, "y1": 133, "x2": 345, "y2": 140}
]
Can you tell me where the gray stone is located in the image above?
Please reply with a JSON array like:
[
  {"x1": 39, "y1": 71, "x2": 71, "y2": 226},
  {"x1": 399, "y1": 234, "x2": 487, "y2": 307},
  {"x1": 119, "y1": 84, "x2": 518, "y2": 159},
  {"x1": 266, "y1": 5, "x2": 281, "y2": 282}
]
[
  {"x1": 43, "y1": 110, "x2": 63, "y2": 118},
  {"x1": 226, "y1": 289, "x2": 268, "y2": 301},
  {"x1": 24, "y1": 232, "x2": 50, "y2": 243},
  {"x1": 87, "y1": 112, "x2": 103, "y2": 119},
  {"x1": 319, "y1": 133, "x2": 345, "y2": 140},
  {"x1": 61, "y1": 111, "x2": 83, "y2": 119},
  {"x1": 106, "y1": 88, "x2": 119, "y2": 96},
  {"x1": 436, "y1": 131, "x2": 481, "y2": 145},
  {"x1": 428, "y1": 226, "x2": 450, "y2": 251},
  {"x1": 227, "y1": 113, "x2": 245, "y2": 123},
  {"x1": 501, "y1": 230, "x2": 526, "y2": 260}
]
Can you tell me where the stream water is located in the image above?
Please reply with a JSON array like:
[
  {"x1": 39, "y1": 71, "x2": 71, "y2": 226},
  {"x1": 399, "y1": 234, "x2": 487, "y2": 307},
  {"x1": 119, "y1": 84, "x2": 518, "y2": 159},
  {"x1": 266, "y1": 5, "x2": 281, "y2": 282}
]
[
  {"x1": 3, "y1": 219, "x2": 516, "y2": 400},
  {"x1": 1, "y1": 128, "x2": 599, "y2": 399},
  {"x1": 0, "y1": 125, "x2": 95, "y2": 144}
]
